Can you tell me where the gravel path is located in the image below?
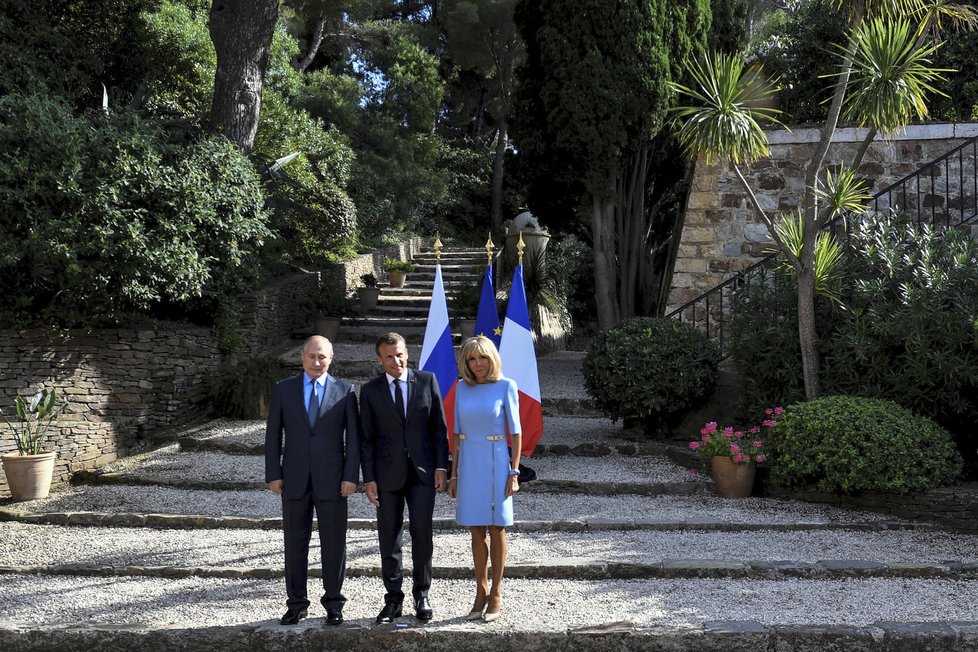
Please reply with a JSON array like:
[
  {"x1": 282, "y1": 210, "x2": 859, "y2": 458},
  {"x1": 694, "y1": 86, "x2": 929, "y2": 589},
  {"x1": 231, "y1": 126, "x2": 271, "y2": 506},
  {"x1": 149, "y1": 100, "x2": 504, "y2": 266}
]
[
  {"x1": 16, "y1": 485, "x2": 897, "y2": 524},
  {"x1": 99, "y1": 446, "x2": 691, "y2": 485},
  {"x1": 180, "y1": 416, "x2": 627, "y2": 450},
  {"x1": 3, "y1": 522, "x2": 978, "y2": 569},
  {"x1": 1, "y1": 574, "x2": 975, "y2": 630}
]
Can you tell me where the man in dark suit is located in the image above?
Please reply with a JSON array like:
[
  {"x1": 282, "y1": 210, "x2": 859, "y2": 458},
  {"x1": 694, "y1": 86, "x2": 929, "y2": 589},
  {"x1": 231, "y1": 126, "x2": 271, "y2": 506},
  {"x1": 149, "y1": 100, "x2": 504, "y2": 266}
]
[
  {"x1": 360, "y1": 332, "x2": 449, "y2": 624},
  {"x1": 265, "y1": 335, "x2": 360, "y2": 627}
]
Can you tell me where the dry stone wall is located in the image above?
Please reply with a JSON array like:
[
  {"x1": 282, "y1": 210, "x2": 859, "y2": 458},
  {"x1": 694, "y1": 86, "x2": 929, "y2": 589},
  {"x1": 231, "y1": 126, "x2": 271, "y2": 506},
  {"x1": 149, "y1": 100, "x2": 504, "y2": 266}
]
[
  {"x1": 668, "y1": 123, "x2": 978, "y2": 314},
  {"x1": 0, "y1": 325, "x2": 220, "y2": 494}
]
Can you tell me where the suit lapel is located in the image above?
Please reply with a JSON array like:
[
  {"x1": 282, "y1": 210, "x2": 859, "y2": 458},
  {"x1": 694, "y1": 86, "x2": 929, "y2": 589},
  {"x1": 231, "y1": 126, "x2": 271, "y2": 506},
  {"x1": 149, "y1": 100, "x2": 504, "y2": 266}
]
[
  {"x1": 406, "y1": 368, "x2": 419, "y2": 418},
  {"x1": 319, "y1": 374, "x2": 338, "y2": 421},
  {"x1": 291, "y1": 375, "x2": 308, "y2": 421}
]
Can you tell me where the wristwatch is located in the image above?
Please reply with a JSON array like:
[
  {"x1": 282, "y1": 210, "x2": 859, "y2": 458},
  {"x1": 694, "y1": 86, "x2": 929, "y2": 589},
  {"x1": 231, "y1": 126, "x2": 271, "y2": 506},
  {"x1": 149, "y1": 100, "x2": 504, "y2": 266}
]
[{"x1": 508, "y1": 469, "x2": 520, "y2": 476}]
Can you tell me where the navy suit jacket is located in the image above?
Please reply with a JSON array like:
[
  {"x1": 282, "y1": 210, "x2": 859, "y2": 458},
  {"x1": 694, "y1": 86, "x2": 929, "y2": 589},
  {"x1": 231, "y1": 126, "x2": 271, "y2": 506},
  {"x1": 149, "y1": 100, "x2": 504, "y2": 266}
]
[
  {"x1": 359, "y1": 367, "x2": 449, "y2": 491},
  {"x1": 265, "y1": 373, "x2": 361, "y2": 501}
]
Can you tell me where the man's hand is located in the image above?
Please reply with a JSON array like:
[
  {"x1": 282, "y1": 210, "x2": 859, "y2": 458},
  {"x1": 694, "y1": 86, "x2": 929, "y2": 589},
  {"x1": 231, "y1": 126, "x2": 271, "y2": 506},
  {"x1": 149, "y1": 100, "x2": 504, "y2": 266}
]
[
  {"x1": 364, "y1": 480, "x2": 380, "y2": 506},
  {"x1": 340, "y1": 481, "x2": 357, "y2": 498},
  {"x1": 268, "y1": 479, "x2": 284, "y2": 495},
  {"x1": 434, "y1": 469, "x2": 447, "y2": 492}
]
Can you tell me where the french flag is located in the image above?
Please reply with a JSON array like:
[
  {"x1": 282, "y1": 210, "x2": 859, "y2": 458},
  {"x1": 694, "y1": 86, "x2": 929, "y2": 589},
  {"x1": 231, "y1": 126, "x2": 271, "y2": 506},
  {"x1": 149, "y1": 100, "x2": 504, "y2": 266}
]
[
  {"x1": 419, "y1": 264, "x2": 458, "y2": 439},
  {"x1": 499, "y1": 264, "x2": 543, "y2": 456},
  {"x1": 474, "y1": 264, "x2": 501, "y2": 349}
]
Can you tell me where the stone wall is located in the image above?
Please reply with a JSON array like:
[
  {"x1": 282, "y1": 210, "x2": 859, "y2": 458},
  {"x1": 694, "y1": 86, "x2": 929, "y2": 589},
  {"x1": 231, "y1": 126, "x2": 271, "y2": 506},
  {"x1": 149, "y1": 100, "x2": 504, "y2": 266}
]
[
  {"x1": 0, "y1": 325, "x2": 220, "y2": 495},
  {"x1": 668, "y1": 122, "x2": 978, "y2": 314}
]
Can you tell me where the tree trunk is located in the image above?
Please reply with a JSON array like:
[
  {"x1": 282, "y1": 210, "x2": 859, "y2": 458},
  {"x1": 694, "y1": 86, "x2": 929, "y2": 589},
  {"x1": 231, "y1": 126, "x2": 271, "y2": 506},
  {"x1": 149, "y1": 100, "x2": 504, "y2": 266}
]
[
  {"x1": 208, "y1": 0, "x2": 279, "y2": 152},
  {"x1": 490, "y1": 119, "x2": 507, "y2": 231},
  {"x1": 796, "y1": 258, "x2": 821, "y2": 399},
  {"x1": 592, "y1": 180, "x2": 620, "y2": 329}
]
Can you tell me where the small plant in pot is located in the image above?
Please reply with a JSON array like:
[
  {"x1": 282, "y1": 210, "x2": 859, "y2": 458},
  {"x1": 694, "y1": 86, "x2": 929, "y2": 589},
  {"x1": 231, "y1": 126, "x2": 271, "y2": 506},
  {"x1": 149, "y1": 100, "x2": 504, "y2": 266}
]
[
  {"x1": 689, "y1": 407, "x2": 778, "y2": 498},
  {"x1": 358, "y1": 272, "x2": 381, "y2": 313},
  {"x1": 306, "y1": 278, "x2": 357, "y2": 341},
  {"x1": 384, "y1": 258, "x2": 416, "y2": 288},
  {"x1": 1, "y1": 388, "x2": 67, "y2": 501}
]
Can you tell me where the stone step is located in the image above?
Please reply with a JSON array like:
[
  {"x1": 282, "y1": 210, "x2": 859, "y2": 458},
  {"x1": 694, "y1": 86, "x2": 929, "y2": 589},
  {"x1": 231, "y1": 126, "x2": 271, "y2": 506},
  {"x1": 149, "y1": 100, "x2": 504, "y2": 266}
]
[
  {"x1": 4, "y1": 520, "x2": 972, "y2": 573},
  {"x1": 1, "y1": 574, "x2": 977, "y2": 652},
  {"x1": 6, "y1": 484, "x2": 908, "y2": 527}
]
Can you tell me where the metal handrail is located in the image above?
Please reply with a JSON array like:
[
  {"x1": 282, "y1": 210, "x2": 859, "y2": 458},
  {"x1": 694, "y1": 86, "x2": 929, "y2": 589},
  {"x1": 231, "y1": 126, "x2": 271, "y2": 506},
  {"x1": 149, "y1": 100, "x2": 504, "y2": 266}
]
[{"x1": 666, "y1": 133, "x2": 978, "y2": 358}]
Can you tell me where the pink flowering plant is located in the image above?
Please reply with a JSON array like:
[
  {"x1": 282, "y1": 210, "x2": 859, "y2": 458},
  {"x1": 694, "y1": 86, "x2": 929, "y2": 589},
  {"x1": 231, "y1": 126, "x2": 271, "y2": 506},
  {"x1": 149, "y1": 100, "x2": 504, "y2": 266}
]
[{"x1": 688, "y1": 407, "x2": 782, "y2": 468}]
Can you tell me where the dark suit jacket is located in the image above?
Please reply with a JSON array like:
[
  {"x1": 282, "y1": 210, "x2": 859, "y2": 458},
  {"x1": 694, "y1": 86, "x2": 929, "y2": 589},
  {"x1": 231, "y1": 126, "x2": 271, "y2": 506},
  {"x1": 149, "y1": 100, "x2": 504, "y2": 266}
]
[
  {"x1": 359, "y1": 367, "x2": 449, "y2": 491},
  {"x1": 265, "y1": 373, "x2": 361, "y2": 501}
]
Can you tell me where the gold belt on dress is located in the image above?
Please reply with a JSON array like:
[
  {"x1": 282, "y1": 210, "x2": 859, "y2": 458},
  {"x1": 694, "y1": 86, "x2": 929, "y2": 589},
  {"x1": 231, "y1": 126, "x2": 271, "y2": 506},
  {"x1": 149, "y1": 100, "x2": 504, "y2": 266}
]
[{"x1": 456, "y1": 434, "x2": 505, "y2": 441}]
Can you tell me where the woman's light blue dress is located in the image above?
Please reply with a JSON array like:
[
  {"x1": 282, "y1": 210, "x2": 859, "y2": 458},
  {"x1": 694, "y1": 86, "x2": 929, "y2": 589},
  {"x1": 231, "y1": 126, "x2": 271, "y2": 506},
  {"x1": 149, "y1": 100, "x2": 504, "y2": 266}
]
[{"x1": 454, "y1": 377, "x2": 521, "y2": 526}]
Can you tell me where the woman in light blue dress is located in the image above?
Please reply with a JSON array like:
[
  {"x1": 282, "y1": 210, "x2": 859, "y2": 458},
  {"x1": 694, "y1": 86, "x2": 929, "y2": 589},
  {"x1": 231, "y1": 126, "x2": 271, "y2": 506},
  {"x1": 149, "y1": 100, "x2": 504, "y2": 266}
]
[{"x1": 447, "y1": 336, "x2": 521, "y2": 623}]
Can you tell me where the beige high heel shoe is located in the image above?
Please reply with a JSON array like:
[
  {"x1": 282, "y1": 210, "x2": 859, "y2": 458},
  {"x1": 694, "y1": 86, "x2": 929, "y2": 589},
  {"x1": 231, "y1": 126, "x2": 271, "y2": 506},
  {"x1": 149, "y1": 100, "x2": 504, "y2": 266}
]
[
  {"x1": 482, "y1": 595, "x2": 501, "y2": 622},
  {"x1": 465, "y1": 594, "x2": 487, "y2": 620}
]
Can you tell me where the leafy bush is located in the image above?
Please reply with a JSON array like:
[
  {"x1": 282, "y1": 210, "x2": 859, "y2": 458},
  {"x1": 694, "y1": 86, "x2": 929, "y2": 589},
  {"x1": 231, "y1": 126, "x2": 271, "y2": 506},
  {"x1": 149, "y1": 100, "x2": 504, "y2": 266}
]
[
  {"x1": 583, "y1": 317, "x2": 719, "y2": 433},
  {"x1": 730, "y1": 212, "x2": 978, "y2": 467},
  {"x1": 0, "y1": 91, "x2": 270, "y2": 327},
  {"x1": 769, "y1": 395, "x2": 963, "y2": 494}
]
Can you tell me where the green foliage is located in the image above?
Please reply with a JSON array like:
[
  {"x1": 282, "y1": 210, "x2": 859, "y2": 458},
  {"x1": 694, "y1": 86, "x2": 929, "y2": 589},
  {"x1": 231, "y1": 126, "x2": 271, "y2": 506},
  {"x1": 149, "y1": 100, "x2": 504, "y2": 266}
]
[
  {"x1": 583, "y1": 317, "x2": 719, "y2": 431},
  {"x1": 840, "y1": 17, "x2": 949, "y2": 132},
  {"x1": 212, "y1": 356, "x2": 285, "y2": 419},
  {"x1": 708, "y1": 0, "x2": 751, "y2": 54},
  {"x1": 383, "y1": 258, "x2": 416, "y2": 273},
  {"x1": 543, "y1": 238, "x2": 596, "y2": 332},
  {"x1": 670, "y1": 51, "x2": 783, "y2": 165},
  {"x1": 0, "y1": 91, "x2": 270, "y2": 327},
  {"x1": 0, "y1": 388, "x2": 68, "y2": 455},
  {"x1": 730, "y1": 213, "x2": 978, "y2": 466},
  {"x1": 769, "y1": 395, "x2": 962, "y2": 493},
  {"x1": 141, "y1": 0, "x2": 215, "y2": 118},
  {"x1": 770, "y1": 209, "x2": 845, "y2": 300}
]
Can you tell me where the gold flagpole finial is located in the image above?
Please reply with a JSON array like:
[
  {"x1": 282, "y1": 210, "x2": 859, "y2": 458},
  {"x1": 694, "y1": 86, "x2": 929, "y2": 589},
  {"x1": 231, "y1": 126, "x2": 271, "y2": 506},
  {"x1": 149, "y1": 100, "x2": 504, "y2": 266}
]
[
  {"x1": 434, "y1": 233, "x2": 442, "y2": 264},
  {"x1": 485, "y1": 232, "x2": 494, "y2": 267},
  {"x1": 516, "y1": 231, "x2": 525, "y2": 266}
]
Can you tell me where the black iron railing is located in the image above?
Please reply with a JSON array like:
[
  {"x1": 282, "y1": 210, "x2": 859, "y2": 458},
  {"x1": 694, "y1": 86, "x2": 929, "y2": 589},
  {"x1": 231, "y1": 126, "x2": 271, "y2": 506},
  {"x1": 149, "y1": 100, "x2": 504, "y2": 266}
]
[{"x1": 666, "y1": 134, "x2": 978, "y2": 359}]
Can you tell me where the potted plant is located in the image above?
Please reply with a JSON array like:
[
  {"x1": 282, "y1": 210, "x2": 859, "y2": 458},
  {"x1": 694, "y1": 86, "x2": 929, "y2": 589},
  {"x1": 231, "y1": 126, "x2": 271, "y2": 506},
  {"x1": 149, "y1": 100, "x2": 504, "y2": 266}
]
[
  {"x1": 1, "y1": 388, "x2": 67, "y2": 501},
  {"x1": 307, "y1": 277, "x2": 357, "y2": 341},
  {"x1": 212, "y1": 355, "x2": 284, "y2": 419},
  {"x1": 358, "y1": 272, "x2": 381, "y2": 313},
  {"x1": 384, "y1": 257, "x2": 416, "y2": 289},
  {"x1": 688, "y1": 407, "x2": 779, "y2": 498}
]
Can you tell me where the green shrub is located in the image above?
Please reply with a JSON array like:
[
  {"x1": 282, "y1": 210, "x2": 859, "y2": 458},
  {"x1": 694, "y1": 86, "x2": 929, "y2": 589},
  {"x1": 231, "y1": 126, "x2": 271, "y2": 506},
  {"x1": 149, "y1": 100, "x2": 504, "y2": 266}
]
[
  {"x1": 769, "y1": 395, "x2": 963, "y2": 494},
  {"x1": 0, "y1": 91, "x2": 270, "y2": 327},
  {"x1": 730, "y1": 212, "x2": 978, "y2": 469},
  {"x1": 583, "y1": 317, "x2": 719, "y2": 433}
]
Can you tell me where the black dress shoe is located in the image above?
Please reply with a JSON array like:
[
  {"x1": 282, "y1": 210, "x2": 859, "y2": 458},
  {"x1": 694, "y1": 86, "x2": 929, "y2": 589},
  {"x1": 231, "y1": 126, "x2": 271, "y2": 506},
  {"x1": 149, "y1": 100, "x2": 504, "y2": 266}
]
[
  {"x1": 414, "y1": 596, "x2": 433, "y2": 621},
  {"x1": 279, "y1": 608, "x2": 307, "y2": 625},
  {"x1": 325, "y1": 608, "x2": 343, "y2": 626},
  {"x1": 375, "y1": 600, "x2": 403, "y2": 624}
]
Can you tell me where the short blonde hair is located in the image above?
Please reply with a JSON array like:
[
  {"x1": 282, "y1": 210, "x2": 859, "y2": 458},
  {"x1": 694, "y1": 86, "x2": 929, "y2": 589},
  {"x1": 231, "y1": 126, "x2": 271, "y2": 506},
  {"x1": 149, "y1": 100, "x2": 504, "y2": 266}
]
[{"x1": 458, "y1": 336, "x2": 503, "y2": 385}]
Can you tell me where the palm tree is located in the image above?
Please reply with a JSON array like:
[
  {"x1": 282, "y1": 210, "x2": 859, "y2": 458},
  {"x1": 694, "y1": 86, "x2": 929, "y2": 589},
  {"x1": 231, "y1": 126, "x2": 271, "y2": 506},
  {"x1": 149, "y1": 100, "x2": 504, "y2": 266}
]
[{"x1": 670, "y1": 0, "x2": 975, "y2": 399}]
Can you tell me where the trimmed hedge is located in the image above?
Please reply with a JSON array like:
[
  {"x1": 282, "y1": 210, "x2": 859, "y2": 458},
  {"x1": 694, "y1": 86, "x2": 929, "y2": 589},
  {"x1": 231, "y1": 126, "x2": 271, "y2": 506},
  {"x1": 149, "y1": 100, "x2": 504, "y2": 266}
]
[
  {"x1": 769, "y1": 395, "x2": 962, "y2": 494},
  {"x1": 583, "y1": 317, "x2": 718, "y2": 433}
]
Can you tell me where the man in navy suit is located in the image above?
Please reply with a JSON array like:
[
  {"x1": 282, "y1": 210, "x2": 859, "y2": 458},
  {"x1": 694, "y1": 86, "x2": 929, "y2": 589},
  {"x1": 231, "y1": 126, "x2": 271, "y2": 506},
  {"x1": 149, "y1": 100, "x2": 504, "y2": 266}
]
[
  {"x1": 265, "y1": 335, "x2": 360, "y2": 626},
  {"x1": 360, "y1": 332, "x2": 449, "y2": 624}
]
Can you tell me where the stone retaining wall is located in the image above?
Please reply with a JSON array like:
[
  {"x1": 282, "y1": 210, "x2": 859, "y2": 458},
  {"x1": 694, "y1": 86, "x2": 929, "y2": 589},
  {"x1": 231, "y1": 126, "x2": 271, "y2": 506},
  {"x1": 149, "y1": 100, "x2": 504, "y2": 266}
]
[
  {"x1": 668, "y1": 122, "x2": 978, "y2": 313},
  {"x1": 0, "y1": 325, "x2": 219, "y2": 495}
]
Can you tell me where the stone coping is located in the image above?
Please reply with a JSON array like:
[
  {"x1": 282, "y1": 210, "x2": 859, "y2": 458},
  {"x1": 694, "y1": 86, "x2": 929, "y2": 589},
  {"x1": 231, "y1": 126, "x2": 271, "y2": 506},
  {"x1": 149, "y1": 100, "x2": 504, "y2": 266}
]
[
  {"x1": 0, "y1": 620, "x2": 976, "y2": 652},
  {"x1": 0, "y1": 508, "x2": 926, "y2": 533},
  {"x1": 0, "y1": 560, "x2": 975, "y2": 581},
  {"x1": 68, "y1": 472, "x2": 706, "y2": 497},
  {"x1": 764, "y1": 121, "x2": 978, "y2": 145}
]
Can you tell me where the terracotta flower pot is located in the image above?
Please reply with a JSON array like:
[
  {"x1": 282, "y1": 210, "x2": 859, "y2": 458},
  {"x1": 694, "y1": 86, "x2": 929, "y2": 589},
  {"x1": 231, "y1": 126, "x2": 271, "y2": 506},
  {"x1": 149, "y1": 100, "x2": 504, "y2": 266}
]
[
  {"x1": 2, "y1": 451, "x2": 57, "y2": 501},
  {"x1": 710, "y1": 456, "x2": 756, "y2": 498},
  {"x1": 388, "y1": 270, "x2": 407, "y2": 288}
]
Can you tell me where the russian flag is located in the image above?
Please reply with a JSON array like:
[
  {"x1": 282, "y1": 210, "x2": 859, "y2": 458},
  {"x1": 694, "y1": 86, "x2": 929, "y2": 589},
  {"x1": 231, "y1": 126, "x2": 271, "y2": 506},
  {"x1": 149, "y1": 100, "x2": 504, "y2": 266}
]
[
  {"x1": 474, "y1": 265, "x2": 501, "y2": 349},
  {"x1": 499, "y1": 264, "x2": 543, "y2": 456},
  {"x1": 419, "y1": 264, "x2": 458, "y2": 440}
]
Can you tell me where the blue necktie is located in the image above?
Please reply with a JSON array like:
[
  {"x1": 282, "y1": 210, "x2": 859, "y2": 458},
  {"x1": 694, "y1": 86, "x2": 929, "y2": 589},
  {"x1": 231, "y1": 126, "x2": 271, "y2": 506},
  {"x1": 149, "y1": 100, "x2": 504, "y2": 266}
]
[{"x1": 307, "y1": 380, "x2": 319, "y2": 426}]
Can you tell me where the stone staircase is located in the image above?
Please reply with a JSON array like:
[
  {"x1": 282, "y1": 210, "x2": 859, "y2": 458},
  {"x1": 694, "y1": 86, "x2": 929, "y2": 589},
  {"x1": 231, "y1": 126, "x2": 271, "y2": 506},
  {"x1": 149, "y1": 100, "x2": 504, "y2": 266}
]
[
  {"x1": 1, "y1": 346, "x2": 978, "y2": 651},
  {"x1": 339, "y1": 246, "x2": 485, "y2": 343}
]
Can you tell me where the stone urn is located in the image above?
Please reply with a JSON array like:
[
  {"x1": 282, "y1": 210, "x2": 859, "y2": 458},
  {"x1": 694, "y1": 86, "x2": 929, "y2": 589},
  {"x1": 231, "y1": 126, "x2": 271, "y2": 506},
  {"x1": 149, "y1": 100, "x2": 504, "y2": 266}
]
[{"x1": 710, "y1": 456, "x2": 756, "y2": 498}]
